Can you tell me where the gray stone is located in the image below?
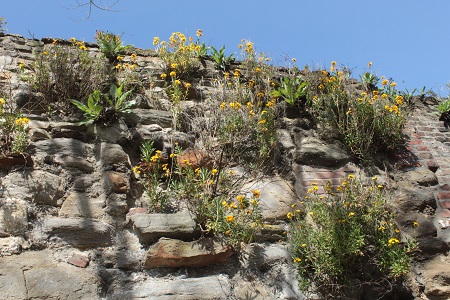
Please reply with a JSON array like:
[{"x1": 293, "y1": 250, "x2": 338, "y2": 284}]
[
  {"x1": 0, "y1": 170, "x2": 64, "y2": 206},
  {"x1": 95, "y1": 142, "x2": 130, "y2": 171},
  {"x1": 394, "y1": 185, "x2": 437, "y2": 212},
  {"x1": 87, "y1": 120, "x2": 131, "y2": 144},
  {"x1": 96, "y1": 249, "x2": 142, "y2": 270},
  {"x1": 123, "y1": 108, "x2": 173, "y2": 128},
  {"x1": 130, "y1": 210, "x2": 198, "y2": 244},
  {"x1": 241, "y1": 177, "x2": 299, "y2": 221},
  {"x1": 0, "y1": 198, "x2": 28, "y2": 236},
  {"x1": 106, "y1": 193, "x2": 129, "y2": 216},
  {"x1": 110, "y1": 275, "x2": 231, "y2": 300},
  {"x1": 43, "y1": 217, "x2": 114, "y2": 248},
  {"x1": 294, "y1": 137, "x2": 349, "y2": 167},
  {"x1": 0, "y1": 236, "x2": 30, "y2": 255},
  {"x1": 276, "y1": 129, "x2": 296, "y2": 151},
  {"x1": 102, "y1": 171, "x2": 130, "y2": 194},
  {"x1": 423, "y1": 254, "x2": 450, "y2": 299},
  {"x1": 0, "y1": 251, "x2": 102, "y2": 300},
  {"x1": 31, "y1": 138, "x2": 94, "y2": 172},
  {"x1": 144, "y1": 237, "x2": 233, "y2": 268},
  {"x1": 29, "y1": 128, "x2": 51, "y2": 141},
  {"x1": 59, "y1": 192, "x2": 106, "y2": 219},
  {"x1": 397, "y1": 169, "x2": 439, "y2": 187}
]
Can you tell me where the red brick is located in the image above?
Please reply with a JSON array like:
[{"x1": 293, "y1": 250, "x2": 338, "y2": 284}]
[
  {"x1": 416, "y1": 146, "x2": 430, "y2": 152},
  {"x1": 438, "y1": 192, "x2": 450, "y2": 200},
  {"x1": 408, "y1": 139, "x2": 424, "y2": 145},
  {"x1": 437, "y1": 209, "x2": 450, "y2": 218},
  {"x1": 67, "y1": 254, "x2": 89, "y2": 268},
  {"x1": 438, "y1": 201, "x2": 450, "y2": 209}
]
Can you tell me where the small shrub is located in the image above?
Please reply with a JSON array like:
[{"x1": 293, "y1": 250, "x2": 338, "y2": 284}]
[
  {"x1": 134, "y1": 142, "x2": 262, "y2": 250},
  {"x1": 210, "y1": 45, "x2": 234, "y2": 71},
  {"x1": 0, "y1": 17, "x2": 7, "y2": 33},
  {"x1": 0, "y1": 97, "x2": 30, "y2": 156},
  {"x1": 70, "y1": 83, "x2": 135, "y2": 125},
  {"x1": 22, "y1": 38, "x2": 109, "y2": 113},
  {"x1": 95, "y1": 30, "x2": 131, "y2": 63},
  {"x1": 288, "y1": 175, "x2": 416, "y2": 298},
  {"x1": 154, "y1": 31, "x2": 204, "y2": 80},
  {"x1": 308, "y1": 62, "x2": 408, "y2": 162}
]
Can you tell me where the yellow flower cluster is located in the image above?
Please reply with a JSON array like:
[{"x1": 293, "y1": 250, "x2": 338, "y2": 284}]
[
  {"x1": 15, "y1": 117, "x2": 30, "y2": 125},
  {"x1": 387, "y1": 237, "x2": 400, "y2": 247}
]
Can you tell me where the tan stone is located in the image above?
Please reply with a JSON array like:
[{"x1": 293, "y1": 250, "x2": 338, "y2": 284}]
[
  {"x1": 144, "y1": 237, "x2": 232, "y2": 268},
  {"x1": 103, "y1": 171, "x2": 130, "y2": 194}
]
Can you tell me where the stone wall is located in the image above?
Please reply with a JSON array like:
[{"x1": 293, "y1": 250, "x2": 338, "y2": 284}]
[{"x1": 0, "y1": 33, "x2": 449, "y2": 299}]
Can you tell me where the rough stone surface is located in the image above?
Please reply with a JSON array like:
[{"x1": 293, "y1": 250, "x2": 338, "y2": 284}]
[
  {"x1": 397, "y1": 168, "x2": 439, "y2": 187},
  {"x1": 102, "y1": 171, "x2": 130, "y2": 194},
  {"x1": 0, "y1": 170, "x2": 64, "y2": 206},
  {"x1": 294, "y1": 137, "x2": 349, "y2": 167},
  {"x1": 95, "y1": 142, "x2": 131, "y2": 171},
  {"x1": 395, "y1": 184, "x2": 437, "y2": 213},
  {"x1": 0, "y1": 251, "x2": 102, "y2": 300},
  {"x1": 59, "y1": 192, "x2": 106, "y2": 219},
  {"x1": 110, "y1": 275, "x2": 231, "y2": 300},
  {"x1": 0, "y1": 198, "x2": 29, "y2": 236},
  {"x1": 130, "y1": 210, "x2": 199, "y2": 244},
  {"x1": 123, "y1": 108, "x2": 173, "y2": 128},
  {"x1": 242, "y1": 177, "x2": 299, "y2": 221},
  {"x1": 423, "y1": 255, "x2": 450, "y2": 299},
  {"x1": 42, "y1": 217, "x2": 114, "y2": 248},
  {"x1": 144, "y1": 237, "x2": 233, "y2": 268}
]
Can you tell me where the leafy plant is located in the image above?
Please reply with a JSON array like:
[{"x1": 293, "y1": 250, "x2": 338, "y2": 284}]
[
  {"x1": 308, "y1": 63, "x2": 408, "y2": 162},
  {"x1": 437, "y1": 98, "x2": 450, "y2": 114},
  {"x1": 271, "y1": 76, "x2": 307, "y2": 106},
  {"x1": 70, "y1": 90, "x2": 103, "y2": 125},
  {"x1": 0, "y1": 97, "x2": 30, "y2": 156},
  {"x1": 105, "y1": 83, "x2": 135, "y2": 113},
  {"x1": 134, "y1": 143, "x2": 262, "y2": 250},
  {"x1": 360, "y1": 71, "x2": 379, "y2": 91},
  {"x1": 0, "y1": 17, "x2": 7, "y2": 33},
  {"x1": 22, "y1": 38, "x2": 109, "y2": 114},
  {"x1": 210, "y1": 45, "x2": 234, "y2": 71},
  {"x1": 70, "y1": 84, "x2": 135, "y2": 125},
  {"x1": 95, "y1": 30, "x2": 131, "y2": 62},
  {"x1": 288, "y1": 175, "x2": 416, "y2": 298}
]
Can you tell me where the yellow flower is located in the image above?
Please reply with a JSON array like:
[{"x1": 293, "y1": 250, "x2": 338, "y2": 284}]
[
  {"x1": 169, "y1": 71, "x2": 176, "y2": 77},
  {"x1": 381, "y1": 79, "x2": 388, "y2": 85},
  {"x1": 220, "y1": 102, "x2": 226, "y2": 110},
  {"x1": 196, "y1": 29, "x2": 203, "y2": 37},
  {"x1": 169, "y1": 153, "x2": 177, "y2": 158},
  {"x1": 347, "y1": 174, "x2": 355, "y2": 180},
  {"x1": 15, "y1": 117, "x2": 30, "y2": 125},
  {"x1": 211, "y1": 169, "x2": 218, "y2": 175},
  {"x1": 396, "y1": 95, "x2": 404, "y2": 105},
  {"x1": 348, "y1": 212, "x2": 355, "y2": 217},
  {"x1": 237, "y1": 195, "x2": 244, "y2": 202},
  {"x1": 0, "y1": 98, "x2": 5, "y2": 106},
  {"x1": 286, "y1": 212, "x2": 294, "y2": 219},
  {"x1": 292, "y1": 58, "x2": 297, "y2": 63},
  {"x1": 252, "y1": 190, "x2": 261, "y2": 199},
  {"x1": 153, "y1": 37, "x2": 160, "y2": 45},
  {"x1": 390, "y1": 82, "x2": 397, "y2": 87},
  {"x1": 318, "y1": 84, "x2": 325, "y2": 90},
  {"x1": 293, "y1": 257, "x2": 301, "y2": 263},
  {"x1": 115, "y1": 64, "x2": 123, "y2": 70},
  {"x1": 171, "y1": 63, "x2": 178, "y2": 69},
  {"x1": 160, "y1": 73, "x2": 167, "y2": 79},
  {"x1": 185, "y1": 83, "x2": 192, "y2": 88},
  {"x1": 413, "y1": 221, "x2": 419, "y2": 227},
  {"x1": 174, "y1": 79, "x2": 181, "y2": 85},
  {"x1": 372, "y1": 176, "x2": 378, "y2": 181},
  {"x1": 251, "y1": 199, "x2": 259, "y2": 206},
  {"x1": 130, "y1": 53, "x2": 137, "y2": 62},
  {"x1": 43, "y1": 51, "x2": 49, "y2": 56},
  {"x1": 221, "y1": 201, "x2": 228, "y2": 207},
  {"x1": 387, "y1": 237, "x2": 400, "y2": 247},
  {"x1": 132, "y1": 166, "x2": 141, "y2": 174},
  {"x1": 70, "y1": 37, "x2": 76, "y2": 43},
  {"x1": 229, "y1": 202, "x2": 238, "y2": 209},
  {"x1": 226, "y1": 215, "x2": 234, "y2": 223},
  {"x1": 258, "y1": 119, "x2": 267, "y2": 125},
  {"x1": 116, "y1": 55, "x2": 124, "y2": 61},
  {"x1": 377, "y1": 184, "x2": 384, "y2": 189},
  {"x1": 367, "y1": 61, "x2": 372, "y2": 68},
  {"x1": 255, "y1": 67, "x2": 262, "y2": 73},
  {"x1": 225, "y1": 230, "x2": 231, "y2": 235}
]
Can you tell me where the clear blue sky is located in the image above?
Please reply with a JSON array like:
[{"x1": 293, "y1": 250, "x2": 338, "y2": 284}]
[{"x1": 3, "y1": 1, "x2": 450, "y2": 95}]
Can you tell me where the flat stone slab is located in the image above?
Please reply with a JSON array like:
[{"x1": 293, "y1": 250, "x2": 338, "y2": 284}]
[
  {"x1": 43, "y1": 217, "x2": 114, "y2": 248},
  {"x1": 59, "y1": 192, "x2": 106, "y2": 219},
  {"x1": 144, "y1": 237, "x2": 233, "y2": 268},
  {"x1": 0, "y1": 250, "x2": 102, "y2": 300},
  {"x1": 110, "y1": 275, "x2": 231, "y2": 300},
  {"x1": 241, "y1": 177, "x2": 299, "y2": 221},
  {"x1": 130, "y1": 210, "x2": 199, "y2": 244}
]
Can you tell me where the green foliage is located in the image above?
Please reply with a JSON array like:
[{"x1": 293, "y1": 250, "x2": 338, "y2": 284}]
[
  {"x1": 360, "y1": 71, "x2": 379, "y2": 91},
  {"x1": 0, "y1": 97, "x2": 30, "y2": 156},
  {"x1": 22, "y1": 38, "x2": 108, "y2": 113},
  {"x1": 308, "y1": 64, "x2": 408, "y2": 162},
  {"x1": 288, "y1": 175, "x2": 416, "y2": 298},
  {"x1": 0, "y1": 17, "x2": 7, "y2": 33},
  {"x1": 271, "y1": 76, "x2": 307, "y2": 106},
  {"x1": 71, "y1": 84, "x2": 135, "y2": 125},
  {"x1": 437, "y1": 98, "x2": 450, "y2": 114},
  {"x1": 134, "y1": 144, "x2": 262, "y2": 250},
  {"x1": 70, "y1": 90, "x2": 103, "y2": 125},
  {"x1": 210, "y1": 45, "x2": 234, "y2": 71},
  {"x1": 95, "y1": 30, "x2": 131, "y2": 62}
]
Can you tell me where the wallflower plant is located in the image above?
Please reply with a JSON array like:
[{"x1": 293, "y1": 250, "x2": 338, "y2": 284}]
[
  {"x1": 288, "y1": 175, "x2": 416, "y2": 298},
  {"x1": 95, "y1": 30, "x2": 131, "y2": 63},
  {"x1": 0, "y1": 97, "x2": 30, "y2": 157}
]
